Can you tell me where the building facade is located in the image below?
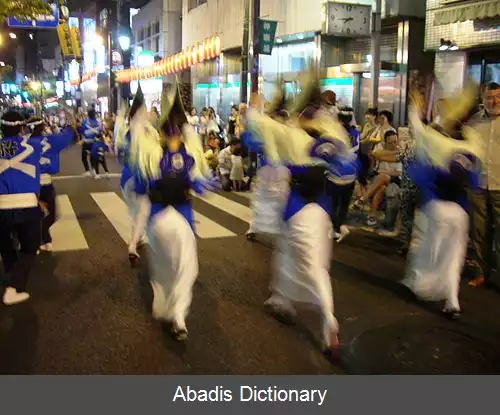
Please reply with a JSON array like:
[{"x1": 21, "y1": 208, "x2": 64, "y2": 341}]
[
  {"x1": 130, "y1": 0, "x2": 182, "y2": 108},
  {"x1": 425, "y1": 0, "x2": 500, "y2": 96},
  {"x1": 183, "y1": 0, "x2": 429, "y2": 125}
]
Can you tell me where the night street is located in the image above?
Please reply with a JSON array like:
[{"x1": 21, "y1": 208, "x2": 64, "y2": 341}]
[{"x1": 1, "y1": 145, "x2": 499, "y2": 375}]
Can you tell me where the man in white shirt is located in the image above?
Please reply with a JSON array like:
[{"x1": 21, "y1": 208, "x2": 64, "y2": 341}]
[
  {"x1": 468, "y1": 82, "x2": 500, "y2": 288},
  {"x1": 218, "y1": 138, "x2": 240, "y2": 191}
]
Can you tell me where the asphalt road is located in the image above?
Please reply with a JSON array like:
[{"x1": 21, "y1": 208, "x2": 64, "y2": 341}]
[{"x1": 1, "y1": 144, "x2": 499, "y2": 375}]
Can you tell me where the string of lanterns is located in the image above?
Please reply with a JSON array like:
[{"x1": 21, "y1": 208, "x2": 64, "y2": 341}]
[
  {"x1": 70, "y1": 70, "x2": 98, "y2": 86},
  {"x1": 116, "y1": 36, "x2": 221, "y2": 84}
]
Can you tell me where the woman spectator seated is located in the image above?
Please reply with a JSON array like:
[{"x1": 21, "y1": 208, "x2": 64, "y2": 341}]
[{"x1": 354, "y1": 130, "x2": 402, "y2": 226}]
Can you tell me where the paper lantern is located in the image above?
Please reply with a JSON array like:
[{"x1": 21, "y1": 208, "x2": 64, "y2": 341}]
[
  {"x1": 215, "y1": 36, "x2": 221, "y2": 55},
  {"x1": 198, "y1": 43, "x2": 205, "y2": 62},
  {"x1": 209, "y1": 37, "x2": 216, "y2": 58},
  {"x1": 175, "y1": 54, "x2": 180, "y2": 72},
  {"x1": 191, "y1": 46, "x2": 197, "y2": 65},
  {"x1": 204, "y1": 41, "x2": 210, "y2": 60}
]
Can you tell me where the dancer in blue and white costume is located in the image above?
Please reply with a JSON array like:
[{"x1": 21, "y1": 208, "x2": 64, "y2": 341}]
[
  {"x1": 114, "y1": 86, "x2": 148, "y2": 265},
  {"x1": 79, "y1": 108, "x2": 102, "y2": 176},
  {"x1": 27, "y1": 117, "x2": 75, "y2": 252},
  {"x1": 403, "y1": 85, "x2": 484, "y2": 319},
  {"x1": 246, "y1": 73, "x2": 358, "y2": 359},
  {"x1": 0, "y1": 111, "x2": 42, "y2": 305},
  {"x1": 244, "y1": 85, "x2": 290, "y2": 240},
  {"x1": 127, "y1": 78, "x2": 214, "y2": 341}
]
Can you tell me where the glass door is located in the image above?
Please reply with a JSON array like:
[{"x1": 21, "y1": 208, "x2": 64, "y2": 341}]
[{"x1": 468, "y1": 50, "x2": 500, "y2": 85}]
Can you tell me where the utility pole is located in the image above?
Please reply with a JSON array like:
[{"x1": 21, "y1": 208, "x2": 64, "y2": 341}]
[
  {"x1": 118, "y1": 0, "x2": 131, "y2": 106},
  {"x1": 370, "y1": 0, "x2": 382, "y2": 108},
  {"x1": 250, "y1": 0, "x2": 260, "y2": 95},
  {"x1": 240, "y1": 0, "x2": 250, "y2": 104}
]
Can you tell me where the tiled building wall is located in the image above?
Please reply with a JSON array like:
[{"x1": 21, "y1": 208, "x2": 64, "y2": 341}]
[
  {"x1": 344, "y1": 31, "x2": 398, "y2": 64},
  {"x1": 425, "y1": 0, "x2": 500, "y2": 50}
]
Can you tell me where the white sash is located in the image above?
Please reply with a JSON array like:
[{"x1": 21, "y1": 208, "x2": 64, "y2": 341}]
[{"x1": 0, "y1": 138, "x2": 36, "y2": 178}]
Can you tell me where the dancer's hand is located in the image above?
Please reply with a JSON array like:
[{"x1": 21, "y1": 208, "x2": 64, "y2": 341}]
[{"x1": 39, "y1": 201, "x2": 49, "y2": 217}]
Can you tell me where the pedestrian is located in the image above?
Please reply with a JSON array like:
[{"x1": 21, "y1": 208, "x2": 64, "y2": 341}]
[
  {"x1": 0, "y1": 110, "x2": 43, "y2": 305},
  {"x1": 230, "y1": 147, "x2": 244, "y2": 191},
  {"x1": 402, "y1": 86, "x2": 484, "y2": 319},
  {"x1": 127, "y1": 78, "x2": 214, "y2": 341},
  {"x1": 27, "y1": 117, "x2": 74, "y2": 252},
  {"x1": 218, "y1": 138, "x2": 239, "y2": 191},
  {"x1": 467, "y1": 82, "x2": 500, "y2": 288},
  {"x1": 79, "y1": 109, "x2": 102, "y2": 176},
  {"x1": 90, "y1": 137, "x2": 111, "y2": 179}
]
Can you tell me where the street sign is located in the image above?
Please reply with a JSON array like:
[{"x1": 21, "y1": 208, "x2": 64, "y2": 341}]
[
  {"x1": 8, "y1": 1, "x2": 59, "y2": 29},
  {"x1": 257, "y1": 19, "x2": 278, "y2": 55}
]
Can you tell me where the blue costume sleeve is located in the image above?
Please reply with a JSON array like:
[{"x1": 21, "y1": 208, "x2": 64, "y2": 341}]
[
  {"x1": 241, "y1": 130, "x2": 264, "y2": 154},
  {"x1": 134, "y1": 174, "x2": 150, "y2": 196},
  {"x1": 47, "y1": 127, "x2": 74, "y2": 153}
]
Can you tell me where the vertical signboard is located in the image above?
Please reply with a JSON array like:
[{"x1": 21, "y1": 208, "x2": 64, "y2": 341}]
[{"x1": 257, "y1": 19, "x2": 278, "y2": 55}]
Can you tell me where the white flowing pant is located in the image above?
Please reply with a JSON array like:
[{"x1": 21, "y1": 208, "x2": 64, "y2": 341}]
[
  {"x1": 122, "y1": 177, "x2": 146, "y2": 250},
  {"x1": 148, "y1": 206, "x2": 199, "y2": 328},
  {"x1": 248, "y1": 165, "x2": 290, "y2": 235},
  {"x1": 403, "y1": 200, "x2": 468, "y2": 311},
  {"x1": 270, "y1": 203, "x2": 339, "y2": 346}
]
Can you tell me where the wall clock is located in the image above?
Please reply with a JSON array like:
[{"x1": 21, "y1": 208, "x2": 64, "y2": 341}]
[{"x1": 325, "y1": 2, "x2": 371, "y2": 37}]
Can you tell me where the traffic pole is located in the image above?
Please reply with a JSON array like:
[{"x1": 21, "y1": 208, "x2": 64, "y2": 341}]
[
  {"x1": 250, "y1": 0, "x2": 261, "y2": 95},
  {"x1": 240, "y1": 0, "x2": 250, "y2": 104},
  {"x1": 370, "y1": 0, "x2": 382, "y2": 108}
]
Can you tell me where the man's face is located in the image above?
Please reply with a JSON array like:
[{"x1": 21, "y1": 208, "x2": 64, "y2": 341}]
[
  {"x1": 386, "y1": 134, "x2": 398, "y2": 150},
  {"x1": 487, "y1": 88, "x2": 500, "y2": 115}
]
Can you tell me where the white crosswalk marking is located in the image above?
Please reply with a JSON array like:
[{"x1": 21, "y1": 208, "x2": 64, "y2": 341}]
[
  {"x1": 194, "y1": 191, "x2": 253, "y2": 224},
  {"x1": 92, "y1": 191, "x2": 238, "y2": 242},
  {"x1": 193, "y1": 211, "x2": 236, "y2": 239},
  {"x1": 90, "y1": 192, "x2": 132, "y2": 244},
  {"x1": 51, "y1": 195, "x2": 89, "y2": 252},
  {"x1": 43, "y1": 191, "x2": 254, "y2": 252}
]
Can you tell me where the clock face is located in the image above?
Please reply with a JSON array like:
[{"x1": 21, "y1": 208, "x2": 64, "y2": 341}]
[{"x1": 327, "y1": 3, "x2": 371, "y2": 36}]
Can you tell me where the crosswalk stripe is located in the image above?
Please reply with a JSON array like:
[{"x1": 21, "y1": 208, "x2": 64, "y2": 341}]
[
  {"x1": 53, "y1": 174, "x2": 121, "y2": 181},
  {"x1": 193, "y1": 211, "x2": 237, "y2": 239},
  {"x1": 194, "y1": 191, "x2": 253, "y2": 224},
  {"x1": 51, "y1": 195, "x2": 89, "y2": 252},
  {"x1": 90, "y1": 192, "x2": 132, "y2": 244},
  {"x1": 91, "y1": 191, "x2": 236, "y2": 242}
]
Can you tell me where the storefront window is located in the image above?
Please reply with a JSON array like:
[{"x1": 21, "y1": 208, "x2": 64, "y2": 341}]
[
  {"x1": 359, "y1": 72, "x2": 401, "y2": 126},
  {"x1": 260, "y1": 42, "x2": 315, "y2": 75},
  {"x1": 485, "y1": 63, "x2": 500, "y2": 85},
  {"x1": 320, "y1": 78, "x2": 354, "y2": 108},
  {"x1": 468, "y1": 64, "x2": 481, "y2": 84}
]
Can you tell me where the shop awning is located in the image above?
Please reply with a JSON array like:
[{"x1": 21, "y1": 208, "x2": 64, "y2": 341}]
[{"x1": 434, "y1": 0, "x2": 500, "y2": 25}]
